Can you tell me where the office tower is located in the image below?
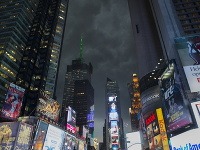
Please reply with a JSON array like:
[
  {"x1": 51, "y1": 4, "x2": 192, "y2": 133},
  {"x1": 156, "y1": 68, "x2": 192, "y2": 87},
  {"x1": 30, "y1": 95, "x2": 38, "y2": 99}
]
[
  {"x1": 61, "y1": 57, "x2": 93, "y2": 121},
  {"x1": 127, "y1": 74, "x2": 141, "y2": 131},
  {"x1": 105, "y1": 78, "x2": 125, "y2": 150},
  {"x1": 16, "y1": 0, "x2": 69, "y2": 115},
  {"x1": 74, "y1": 80, "x2": 94, "y2": 135},
  {"x1": 0, "y1": 0, "x2": 39, "y2": 108},
  {"x1": 127, "y1": 0, "x2": 164, "y2": 78}
]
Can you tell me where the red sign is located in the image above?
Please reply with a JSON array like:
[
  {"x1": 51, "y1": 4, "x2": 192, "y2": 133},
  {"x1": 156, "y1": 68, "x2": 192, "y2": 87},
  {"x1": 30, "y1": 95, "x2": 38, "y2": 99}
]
[{"x1": 145, "y1": 113, "x2": 156, "y2": 126}]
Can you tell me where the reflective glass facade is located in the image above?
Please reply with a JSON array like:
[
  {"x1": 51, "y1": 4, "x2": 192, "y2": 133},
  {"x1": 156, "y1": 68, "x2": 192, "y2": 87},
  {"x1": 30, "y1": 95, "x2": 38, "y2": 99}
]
[{"x1": 0, "y1": 0, "x2": 39, "y2": 108}]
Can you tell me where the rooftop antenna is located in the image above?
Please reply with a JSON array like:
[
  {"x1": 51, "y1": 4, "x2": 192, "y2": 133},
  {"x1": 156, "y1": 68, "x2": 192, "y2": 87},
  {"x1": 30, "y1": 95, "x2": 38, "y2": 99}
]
[{"x1": 79, "y1": 34, "x2": 83, "y2": 62}]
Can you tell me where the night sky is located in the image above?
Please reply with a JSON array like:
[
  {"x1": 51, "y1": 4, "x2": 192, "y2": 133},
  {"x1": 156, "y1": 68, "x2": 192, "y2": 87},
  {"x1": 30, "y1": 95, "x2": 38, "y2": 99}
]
[{"x1": 56, "y1": 0, "x2": 138, "y2": 141}]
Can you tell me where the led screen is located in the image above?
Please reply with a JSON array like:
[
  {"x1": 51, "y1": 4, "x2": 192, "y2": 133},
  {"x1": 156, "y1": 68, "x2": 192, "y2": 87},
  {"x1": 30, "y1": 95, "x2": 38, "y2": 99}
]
[
  {"x1": 109, "y1": 112, "x2": 119, "y2": 121},
  {"x1": 63, "y1": 133, "x2": 78, "y2": 150},
  {"x1": 32, "y1": 121, "x2": 48, "y2": 150},
  {"x1": 109, "y1": 102, "x2": 117, "y2": 112},
  {"x1": 110, "y1": 121, "x2": 119, "y2": 136},
  {"x1": 175, "y1": 35, "x2": 200, "y2": 92},
  {"x1": 160, "y1": 60, "x2": 193, "y2": 132},
  {"x1": 0, "y1": 122, "x2": 19, "y2": 149},
  {"x1": 1, "y1": 83, "x2": 25, "y2": 120},
  {"x1": 66, "y1": 106, "x2": 76, "y2": 134},
  {"x1": 36, "y1": 91, "x2": 60, "y2": 122},
  {"x1": 108, "y1": 96, "x2": 117, "y2": 102}
]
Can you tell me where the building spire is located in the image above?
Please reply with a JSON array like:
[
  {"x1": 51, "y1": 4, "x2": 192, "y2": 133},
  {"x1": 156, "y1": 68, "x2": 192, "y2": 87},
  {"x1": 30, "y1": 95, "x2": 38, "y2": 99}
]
[{"x1": 80, "y1": 34, "x2": 83, "y2": 62}]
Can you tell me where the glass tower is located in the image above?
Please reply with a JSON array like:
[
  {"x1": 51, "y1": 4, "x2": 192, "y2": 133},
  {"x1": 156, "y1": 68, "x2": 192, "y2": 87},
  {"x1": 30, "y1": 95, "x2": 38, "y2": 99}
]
[
  {"x1": 0, "y1": 0, "x2": 39, "y2": 108},
  {"x1": 16, "y1": 0, "x2": 69, "y2": 115}
]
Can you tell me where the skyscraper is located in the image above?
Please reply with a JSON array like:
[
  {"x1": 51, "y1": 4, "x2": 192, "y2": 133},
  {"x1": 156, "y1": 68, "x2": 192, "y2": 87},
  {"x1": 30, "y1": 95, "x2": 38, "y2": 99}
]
[
  {"x1": 16, "y1": 0, "x2": 69, "y2": 116},
  {"x1": 127, "y1": 74, "x2": 141, "y2": 131},
  {"x1": 0, "y1": 0, "x2": 39, "y2": 108},
  {"x1": 74, "y1": 80, "x2": 94, "y2": 135},
  {"x1": 105, "y1": 78, "x2": 125, "y2": 150}
]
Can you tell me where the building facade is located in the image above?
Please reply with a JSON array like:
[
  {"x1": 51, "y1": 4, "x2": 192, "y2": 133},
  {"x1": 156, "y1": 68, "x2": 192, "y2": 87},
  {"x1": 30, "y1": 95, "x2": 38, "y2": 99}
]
[
  {"x1": 15, "y1": 0, "x2": 69, "y2": 116},
  {"x1": 0, "y1": 0, "x2": 39, "y2": 108}
]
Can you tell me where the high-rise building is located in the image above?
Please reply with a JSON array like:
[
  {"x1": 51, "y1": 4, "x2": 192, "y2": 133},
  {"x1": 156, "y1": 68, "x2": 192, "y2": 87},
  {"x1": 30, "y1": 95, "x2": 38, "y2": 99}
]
[
  {"x1": 127, "y1": 0, "x2": 164, "y2": 78},
  {"x1": 0, "y1": 0, "x2": 39, "y2": 108},
  {"x1": 61, "y1": 58, "x2": 93, "y2": 121},
  {"x1": 105, "y1": 78, "x2": 125, "y2": 150},
  {"x1": 74, "y1": 79, "x2": 94, "y2": 135},
  {"x1": 15, "y1": 0, "x2": 69, "y2": 116},
  {"x1": 127, "y1": 74, "x2": 141, "y2": 131}
]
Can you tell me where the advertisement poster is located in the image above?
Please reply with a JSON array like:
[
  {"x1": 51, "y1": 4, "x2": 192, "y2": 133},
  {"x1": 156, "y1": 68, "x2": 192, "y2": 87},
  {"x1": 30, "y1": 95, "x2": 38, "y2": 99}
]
[
  {"x1": 32, "y1": 121, "x2": 48, "y2": 150},
  {"x1": 175, "y1": 35, "x2": 200, "y2": 92},
  {"x1": 1, "y1": 83, "x2": 25, "y2": 120},
  {"x1": 66, "y1": 106, "x2": 76, "y2": 134},
  {"x1": 109, "y1": 102, "x2": 117, "y2": 112},
  {"x1": 110, "y1": 121, "x2": 119, "y2": 136},
  {"x1": 109, "y1": 112, "x2": 119, "y2": 121},
  {"x1": 87, "y1": 105, "x2": 94, "y2": 130},
  {"x1": 78, "y1": 140, "x2": 85, "y2": 150},
  {"x1": 42, "y1": 125, "x2": 65, "y2": 150},
  {"x1": 156, "y1": 108, "x2": 169, "y2": 150},
  {"x1": 63, "y1": 133, "x2": 78, "y2": 150},
  {"x1": 159, "y1": 60, "x2": 193, "y2": 132},
  {"x1": 191, "y1": 101, "x2": 200, "y2": 127},
  {"x1": 36, "y1": 91, "x2": 60, "y2": 122},
  {"x1": 0, "y1": 122, "x2": 19, "y2": 150},
  {"x1": 15, "y1": 123, "x2": 33, "y2": 149}
]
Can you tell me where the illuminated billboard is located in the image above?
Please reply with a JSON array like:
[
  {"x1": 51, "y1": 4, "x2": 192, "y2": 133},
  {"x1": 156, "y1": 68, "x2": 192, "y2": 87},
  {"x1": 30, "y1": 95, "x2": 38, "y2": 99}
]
[
  {"x1": 43, "y1": 125, "x2": 65, "y2": 150},
  {"x1": 109, "y1": 112, "x2": 119, "y2": 121},
  {"x1": 32, "y1": 121, "x2": 48, "y2": 150},
  {"x1": 0, "y1": 122, "x2": 33, "y2": 150},
  {"x1": 63, "y1": 133, "x2": 78, "y2": 150},
  {"x1": 1, "y1": 83, "x2": 25, "y2": 120},
  {"x1": 36, "y1": 91, "x2": 60, "y2": 122},
  {"x1": 175, "y1": 35, "x2": 200, "y2": 92},
  {"x1": 159, "y1": 60, "x2": 193, "y2": 132},
  {"x1": 110, "y1": 121, "x2": 119, "y2": 136},
  {"x1": 109, "y1": 102, "x2": 117, "y2": 112},
  {"x1": 108, "y1": 95, "x2": 117, "y2": 102},
  {"x1": 66, "y1": 106, "x2": 76, "y2": 134}
]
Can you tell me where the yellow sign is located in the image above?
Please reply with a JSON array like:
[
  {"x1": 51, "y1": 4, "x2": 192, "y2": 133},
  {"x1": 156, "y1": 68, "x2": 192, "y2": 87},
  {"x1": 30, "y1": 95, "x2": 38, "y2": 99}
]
[{"x1": 156, "y1": 108, "x2": 170, "y2": 150}]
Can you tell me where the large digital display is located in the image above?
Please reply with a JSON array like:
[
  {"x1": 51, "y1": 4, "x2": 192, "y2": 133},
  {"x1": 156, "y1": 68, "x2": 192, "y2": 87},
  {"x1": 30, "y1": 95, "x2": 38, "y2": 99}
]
[
  {"x1": 1, "y1": 83, "x2": 25, "y2": 120},
  {"x1": 36, "y1": 91, "x2": 60, "y2": 122},
  {"x1": 63, "y1": 133, "x2": 78, "y2": 150},
  {"x1": 109, "y1": 102, "x2": 117, "y2": 112},
  {"x1": 175, "y1": 35, "x2": 200, "y2": 92},
  {"x1": 108, "y1": 96, "x2": 117, "y2": 102},
  {"x1": 109, "y1": 112, "x2": 119, "y2": 121},
  {"x1": 66, "y1": 106, "x2": 76, "y2": 134},
  {"x1": 160, "y1": 60, "x2": 193, "y2": 132},
  {"x1": 110, "y1": 121, "x2": 119, "y2": 136},
  {"x1": 0, "y1": 122, "x2": 19, "y2": 149},
  {"x1": 43, "y1": 125, "x2": 65, "y2": 150},
  {"x1": 32, "y1": 121, "x2": 48, "y2": 150}
]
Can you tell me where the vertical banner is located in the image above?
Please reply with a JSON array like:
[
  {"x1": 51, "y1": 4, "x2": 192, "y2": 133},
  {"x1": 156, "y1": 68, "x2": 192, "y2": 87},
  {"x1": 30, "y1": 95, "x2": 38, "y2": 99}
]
[
  {"x1": 1, "y1": 83, "x2": 25, "y2": 120},
  {"x1": 175, "y1": 35, "x2": 200, "y2": 92},
  {"x1": 156, "y1": 108, "x2": 169, "y2": 150},
  {"x1": 159, "y1": 60, "x2": 193, "y2": 132}
]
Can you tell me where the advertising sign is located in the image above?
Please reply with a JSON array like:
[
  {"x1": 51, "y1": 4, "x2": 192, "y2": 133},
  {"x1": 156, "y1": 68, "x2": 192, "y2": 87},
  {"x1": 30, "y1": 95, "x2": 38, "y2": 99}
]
[
  {"x1": 15, "y1": 123, "x2": 33, "y2": 149},
  {"x1": 0, "y1": 122, "x2": 19, "y2": 149},
  {"x1": 109, "y1": 102, "x2": 117, "y2": 112},
  {"x1": 110, "y1": 121, "x2": 119, "y2": 136},
  {"x1": 191, "y1": 101, "x2": 200, "y2": 127},
  {"x1": 1, "y1": 83, "x2": 25, "y2": 120},
  {"x1": 63, "y1": 133, "x2": 78, "y2": 150},
  {"x1": 78, "y1": 140, "x2": 85, "y2": 150},
  {"x1": 108, "y1": 96, "x2": 117, "y2": 102},
  {"x1": 156, "y1": 108, "x2": 169, "y2": 150},
  {"x1": 42, "y1": 125, "x2": 65, "y2": 150},
  {"x1": 159, "y1": 60, "x2": 193, "y2": 132},
  {"x1": 66, "y1": 106, "x2": 76, "y2": 134},
  {"x1": 36, "y1": 91, "x2": 60, "y2": 122},
  {"x1": 87, "y1": 105, "x2": 94, "y2": 130},
  {"x1": 32, "y1": 121, "x2": 48, "y2": 150},
  {"x1": 175, "y1": 35, "x2": 200, "y2": 92},
  {"x1": 109, "y1": 112, "x2": 119, "y2": 121},
  {"x1": 170, "y1": 128, "x2": 200, "y2": 150}
]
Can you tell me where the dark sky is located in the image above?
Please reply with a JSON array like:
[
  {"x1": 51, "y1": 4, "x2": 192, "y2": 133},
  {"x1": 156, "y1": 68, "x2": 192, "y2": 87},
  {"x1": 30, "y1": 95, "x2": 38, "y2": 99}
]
[{"x1": 56, "y1": 0, "x2": 138, "y2": 141}]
